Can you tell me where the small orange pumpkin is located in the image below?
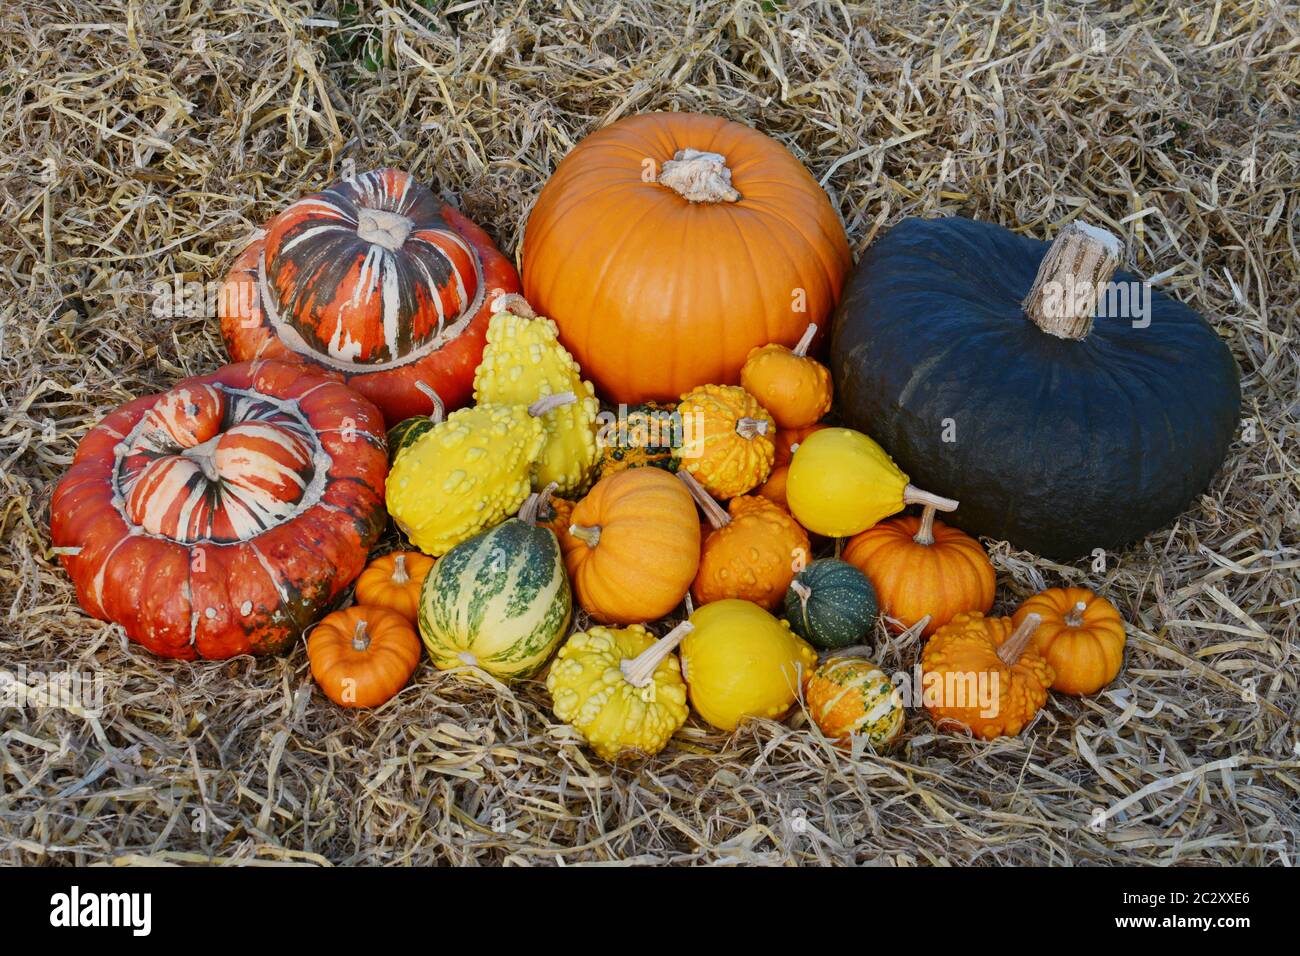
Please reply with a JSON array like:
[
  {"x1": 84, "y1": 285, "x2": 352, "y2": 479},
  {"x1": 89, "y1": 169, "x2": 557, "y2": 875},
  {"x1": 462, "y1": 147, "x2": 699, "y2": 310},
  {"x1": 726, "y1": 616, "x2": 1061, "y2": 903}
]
[
  {"x1": 740, "y1": 323, "x2": 833, "y2": 430},
  {"x1": 677, "y1": 384, "x2": 775, "y2": 499},
  {"x1": 842, "y1": 505, "x2": 994, "y2": 636},
  {"x1": 355, "y1": 551, "x2": 434, "y2": 624},
  {"x1": 308, "y1": 605, "x2": 421, "y2": 709},
  {"x1": 680, "y1": 472, "x2": 809, "y2": 611},
  {"x1": 1013, "y1": 587, "x2": 1125, "y2": 695},
  {"x1": 921, "y1": 612, "x2": 1054, "y2": 740},
  {"x1": 773, "y1": 422, "x2": 827, "y2": 468}
]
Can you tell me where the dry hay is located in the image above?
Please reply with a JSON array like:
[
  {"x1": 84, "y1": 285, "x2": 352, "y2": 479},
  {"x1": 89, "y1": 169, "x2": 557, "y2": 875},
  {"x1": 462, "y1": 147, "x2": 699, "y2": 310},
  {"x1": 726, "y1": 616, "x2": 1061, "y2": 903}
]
[{"x1": 1, "y1": 0, "x2": 1297, "y2": 866}]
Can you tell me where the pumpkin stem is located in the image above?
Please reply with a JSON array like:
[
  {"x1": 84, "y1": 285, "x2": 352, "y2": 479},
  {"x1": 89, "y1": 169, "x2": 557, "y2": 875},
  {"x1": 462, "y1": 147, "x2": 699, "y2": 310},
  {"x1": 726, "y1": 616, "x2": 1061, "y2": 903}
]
[
  {"x1": 390, "y1": 554, "x2": 409, "y2": 584},
  {"x1": 519, "y1": 482, "x2": 559, "y2": 526},
  {"x1": 1023, "y1": 221, "x2": 1123, "y2": 340},
  {"x1": 413, "y1": 382, "x2": 445, "y2": 424},
  {"x1": 568, "y1": 523, "x2": 602, "y2": 548},
  {"x1": 657, "y1": 149, "x2": 741, "y2": 204},
  {"x1": 183, "y1": 434, "x2": 222, "y2": 483},
  {"x1": 490, "y1": 292, "x2": 537, "y2": 318},
  {"x1": 791, "y1": 579, "x2": 813, "y2": 610},
  {"x1": 793, "y1": 323, "x2": 818, "y2": 358},
  {"x1": 356, "y1": 207, "x2": 414, "y2": 251},
  {"x1": 621, "y1": 621, "x2": 695, "y2": 689},
  {"x1": 528, "y1": 391, "x2": 577, "y2": 417},
  {"x1": 912, "y1": 505, "x2": 938, "y2": 546},
  {"x1": 1065, "y1": 600, "x2": 1088, "y2": 627},
  {"x1": 996, "y1": 613, "x2": 1041, "y2": 666},
  {"x1": 678, "y1": 470, "x2": 730, "y2": 530},
  {"x1": 902, "y1": 485, "x2": 958, "y2": 512},
  {"x1": 352, "y1": 619, "x2": 371, "y2": 653},
  {"x1": 735, "y1": 417, "x2": 770, "y2": 440}
]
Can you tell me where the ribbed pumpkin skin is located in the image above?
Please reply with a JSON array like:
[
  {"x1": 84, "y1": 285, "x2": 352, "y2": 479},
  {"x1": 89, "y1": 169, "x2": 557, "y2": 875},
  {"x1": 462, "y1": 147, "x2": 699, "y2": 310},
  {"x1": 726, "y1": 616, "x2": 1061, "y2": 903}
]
[
  {"x1": 784, "y1": 559, "x2": 878, "y2": 649},
  {"x1": 418, "y1": 518, "x2": 571, "y2": 679},
  {"x1": 1013, "y1": 587, "x2": 1125, "y2": 695},
  {"x1": 522, "y1": 112, "x2": 851, "y2": 404},
  {"x1": 831, "y1": 216, "x2": 1241, "y2": 559},
  {"x1": 843, "y1": 514, "x2": 994, "y2": 637}
]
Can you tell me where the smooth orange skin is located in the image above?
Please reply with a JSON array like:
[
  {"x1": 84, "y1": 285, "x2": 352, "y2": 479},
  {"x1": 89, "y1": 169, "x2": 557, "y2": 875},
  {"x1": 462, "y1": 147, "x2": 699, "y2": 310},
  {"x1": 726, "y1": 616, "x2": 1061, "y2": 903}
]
[
  {"x1": 773, "y1": 423, "x2": 827, "y2": 468},
  {"x1": 356, "y1": 551, "x2": 434, "y2": 624},
  {"x1": 521, "y1": 112, "x2": 851, "y2": 404},
  {"x1": 843, "y1": 514, "x2": 994, "y2": 637},
  {"x1": 561, "y1": 469, "x2": 700, "y2": 625},
  {"x1": 740, "y1": 345, "x2": 832, "y2": 430},
  {"x1": 693, "y1": 496, "x2": 810, "y2": 611},
  {"x1": 758, "y1": 464, "x2": 790, "y2": 510},
  {"x1": 1013, "y1": 587, "x2": 1125, "y2": 695},
  {"x1": 308, "y1": 605, "x2": 421, "y2": 709}
]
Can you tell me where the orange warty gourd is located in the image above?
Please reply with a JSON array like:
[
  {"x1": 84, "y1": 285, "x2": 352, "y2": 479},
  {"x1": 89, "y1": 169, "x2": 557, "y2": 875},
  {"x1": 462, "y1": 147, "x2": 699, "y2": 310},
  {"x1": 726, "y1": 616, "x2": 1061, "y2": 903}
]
[
  {"x1": 740, "y1": 324, "x2": 833, "y2": 429},
  {"x1": 521, "y1": 112, "x2": 851, "y2": 404},
  {"x1": 1013, "y1": 587, "x2": 1126, "y2": 696},
  {"x1": 562, "y1": 468, "x2": 700, "y2": 625},
  {"x1": 355, "y1": 551, "x2": 434, "y2": 624},
  {"x1": 773, "y1": 423, "x2": 827, "y2": 468},
  {"x1": 921, "y1": 612, "x2": 1054, "y2": 740},
  {"x1": 308, "y1": 605, "x2": 421, "y2": 709},
  {"x1": 680, "y1": 472, "x2": 810, "y2": 612},
  {"x1": 843, "y1": 505, "x2": 994, "y2": 637},
  {"x1": 677, "y1": 384, "x2": 775, "y2": 499}
]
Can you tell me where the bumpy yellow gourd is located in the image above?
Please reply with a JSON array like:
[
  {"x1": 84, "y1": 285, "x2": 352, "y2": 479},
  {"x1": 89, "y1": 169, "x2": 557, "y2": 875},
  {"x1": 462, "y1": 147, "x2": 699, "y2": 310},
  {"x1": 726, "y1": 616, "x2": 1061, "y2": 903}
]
[
  {"x1": 547, "y1": 623, "x2": 691, "y2": 761},
  {"x1": 386, "y1": 403, "x2": 545, "y2": 556},
  {"x1": 786, "y1": 427, "x2": 956, "y2": 537},
  {"x1": 679, "y1": 599, "x2": 817, "y2": 732},
  {"x1": 474, "y1": 304, "x2": 599, "y2": 495}
]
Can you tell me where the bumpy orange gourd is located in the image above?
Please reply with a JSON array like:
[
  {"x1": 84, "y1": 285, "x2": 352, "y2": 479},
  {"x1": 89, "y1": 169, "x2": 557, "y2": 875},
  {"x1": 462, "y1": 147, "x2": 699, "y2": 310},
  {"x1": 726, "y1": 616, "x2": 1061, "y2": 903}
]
[
  {"x1": 677, "y1": 384, "x2": 775, "y2": 499},
  {"x1": 843, "y1": 506, "x2": 994, "y2": 636},
  {"x1": 921, "y1": 612, "x2": 1054, "y2": 739},
  {"x1": 356, "y1": 552, "x2": 434, "y2": 624},
  {"x1": 740, "y1": 324, "x2": 833, "y2": 429},
  {"x1": 308, "y1": 605, "x2": 422, "y2": 709},
  {"x1": 562, "y1": 468, "x2": 700, "y2": 624},
  {"x1": 1013, "y1": 587, "x2": 1125, "y2": 695},
  {"x1": 681, "y1": 472, "x2": 809, "y2": 612},
  {"x1": 773, "y1": 422, "x2": 827, "y2": 468}
]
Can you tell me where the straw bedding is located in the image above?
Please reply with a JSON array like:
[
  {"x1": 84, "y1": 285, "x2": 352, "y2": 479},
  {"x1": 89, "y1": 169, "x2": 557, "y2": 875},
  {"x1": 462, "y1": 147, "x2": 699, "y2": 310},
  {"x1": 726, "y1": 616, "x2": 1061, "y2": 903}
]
[{"x1": 1, "y1": 0, "x2": 1296, "y2": 865}]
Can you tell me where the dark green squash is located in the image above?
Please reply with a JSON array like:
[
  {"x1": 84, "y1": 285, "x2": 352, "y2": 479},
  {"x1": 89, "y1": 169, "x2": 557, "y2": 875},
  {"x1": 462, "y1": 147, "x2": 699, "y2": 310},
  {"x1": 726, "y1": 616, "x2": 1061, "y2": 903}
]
[
  {"x1": 386, "y1": 415, "x2": 435, "y2": 462},
  {"x1": 831, "y1": 217, "x2": 1240, "y2": 560},
  {"x1": 784, "y1": 559, "x2": 878, "y2": 649}
]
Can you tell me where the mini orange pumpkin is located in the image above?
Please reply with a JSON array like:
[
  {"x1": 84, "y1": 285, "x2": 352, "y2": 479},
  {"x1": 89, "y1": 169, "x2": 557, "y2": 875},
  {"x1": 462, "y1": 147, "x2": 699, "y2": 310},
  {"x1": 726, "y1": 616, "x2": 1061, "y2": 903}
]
[
  {"x1": 1013, "y1": 587, "x2": 1125, "y2": 695},
  {"x1": 773, "y1": 422, "x2": 827, "y2": 468},
  {"x1": 356, "y1": 551, "x2": 434, "y2": 624},
  {"x1": 740, "y1": 323, "x2": 833, "y2": 429},
  {"x1": 921, "y1": 612, "x2": 1054, "y2": 739},
  {"x1": 677, "y1": 384, "x2": 775, "y2": 499},
  {"x1": 842, "y1": 505, "x2": 994, "y2": 637},
  {"x1": 562, "y1": 468, "x2": 700, "y2": 624},
  {"x1": 308, "y1": 605, "x2": 422, "y2": 709},
  {"x1": 680, "y1": 471, "x2": 810, "y2": 611}
]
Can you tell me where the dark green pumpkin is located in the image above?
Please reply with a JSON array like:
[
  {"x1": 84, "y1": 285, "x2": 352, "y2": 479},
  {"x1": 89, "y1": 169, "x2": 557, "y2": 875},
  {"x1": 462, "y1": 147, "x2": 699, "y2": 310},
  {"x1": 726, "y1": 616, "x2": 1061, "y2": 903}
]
[
  {"x1": 386, "y1": 415, "x2": 435, "y2": 462},
  {"x1": 784, "y1": 559, "x2": 878, "y2": 649},
  {"x1": 831, "y1": 216, "x2": 1240, "y2": 560}
]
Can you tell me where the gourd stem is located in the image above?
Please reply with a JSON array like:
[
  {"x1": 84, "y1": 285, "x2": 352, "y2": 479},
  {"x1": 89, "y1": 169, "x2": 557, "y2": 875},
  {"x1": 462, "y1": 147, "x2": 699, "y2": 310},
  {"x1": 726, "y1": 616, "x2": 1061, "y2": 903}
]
[
  {"x1": 1065, "y1": 600, "x2": 1088, "y2": 627},
  {"x1": 996, "y1": 613, "x2": 1041, "y2": 666},
  {"x1": 791, "y1": 579, "x2": 813, "y2": 612},
  {"x1": 352, "y1": 619, "x2": 371, "y2": 653},
  {"x1": 678, "y1": 471, "x2": 730, "y2": 530},
  {"x1": 519, "y1": 482, "x2": 559, "y2": 526},
  {"x1": 1023, "y1": 221, "x2": 1123, "y2": 340},
  {"x1": 657, "y1": 149, "x2": 741, "y2": 204},
  {"x1": 568, "y1": 523, "x2": 601, "y2": 548},
  {"x1": 391, "y1": 554, "x2": 409, "y2": 584},
  {"x1": 528, "y1": 391, "x2": 577, "y2": 417},
  {"x1": 735, "y1": 417, "x2": 769, "y2": 440},
  {"x1": 490, "y1": 292, "x2": 536, "y2": 318},
  {"x1": 356, "y1": 207, "x2": 414, "y2": 251},
  {"x1": 793, "y1": 323, "x2": 818, "y2": 357},
  {"x1": 912, "y1": 505, "x2": 938, "y2": 546},
  {"x1": 902, "y1": 485, "x2": 958, "y2": 512},
  {"x1": 413, "y1": 382, "x2": 445, "y2": 424},
  {"x1": 621, "y1": 621, "x2": 695, "y2": 688}
]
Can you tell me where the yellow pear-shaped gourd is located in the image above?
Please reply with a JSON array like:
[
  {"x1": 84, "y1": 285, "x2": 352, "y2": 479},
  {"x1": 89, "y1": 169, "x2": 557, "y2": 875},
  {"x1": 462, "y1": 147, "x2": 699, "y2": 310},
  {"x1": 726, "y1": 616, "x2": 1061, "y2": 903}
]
[
  {"x1": 546, "y1": 623, "x2": 691, "y2": 761},
  {"x1": 679, "y1": 599, "x2": 817, "y2": 732},
  {"x1": 786, "y1": 427, "x2": 957, "y2": 537},
  {"x1": 474, "y1": 298, "x2": 600, "y2": 495}
]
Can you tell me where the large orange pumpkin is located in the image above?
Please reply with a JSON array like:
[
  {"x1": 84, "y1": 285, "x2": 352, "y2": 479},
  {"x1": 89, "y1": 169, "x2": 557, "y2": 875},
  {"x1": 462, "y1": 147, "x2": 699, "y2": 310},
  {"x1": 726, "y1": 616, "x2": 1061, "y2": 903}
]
[{"x1": 521, "y1": 113, "x2": 852, "y2": 404}]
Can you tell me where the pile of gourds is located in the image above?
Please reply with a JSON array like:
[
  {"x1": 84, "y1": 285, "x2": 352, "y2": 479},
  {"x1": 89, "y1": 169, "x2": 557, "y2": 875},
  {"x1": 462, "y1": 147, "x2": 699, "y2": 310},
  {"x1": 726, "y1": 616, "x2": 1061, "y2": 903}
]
[{"x1": 60, "y1": 108, "x2": 1242, "y2": 765}]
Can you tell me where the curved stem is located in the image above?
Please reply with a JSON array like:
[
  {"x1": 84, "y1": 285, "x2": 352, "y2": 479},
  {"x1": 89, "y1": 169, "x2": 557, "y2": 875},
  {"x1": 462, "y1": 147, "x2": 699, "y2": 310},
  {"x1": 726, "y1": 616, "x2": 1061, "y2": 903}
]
[
  {"x1": 352, "y1": 619, "x2": 371, "y2": 653},
  {"x1": 735, "y1": 417, "x2": 769, "y2": 440},
  {"x1": 912, "y1": 505, "x2": 937, "y2": 546},
  {"x1": 791, "y1": 579, "x2": 812, "y2": 612},
  {"x1": 678, "y1": 470, "x2": 730, "y2": 530},
  {"x1": 490, "y1": 292, "x2": 537, "y2": 318},
  {"x1": 902, "y1": 485, "x2": 958, "y2": 512},
  {"x1": 568, "y1": 523, "x2": 601, "y2": 548},
  {"x1": 390, "y1": 554, "x2": 409, "y2": 584},
  {"x1": 519, "y1": 482, "x2": 559, "y2": 526},
  {"x1": 1064, "y1": 600, "x2": 1088, "y2": 627},
  {"x1": 656, "y1": 149, "x2": 741, "y2": 203},
  {"x1": 528, "y1": 391, "x2": 576, "y2": 417},
  {"x1": 621, "y1": 621, "x2": 694, "y2": 688},
  {"x1": 792, "y1": 323, "x2": 817, "y2": 358},
  {"x1": 1023, "y1": 221, "x2": 1123, "y2": 340},
  {"x1": 413, "y1": 382, "x2": 445, "y2": 424},
  {"x1": 996, "y1": 613, "x2": 1041, "y2": 666}
]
